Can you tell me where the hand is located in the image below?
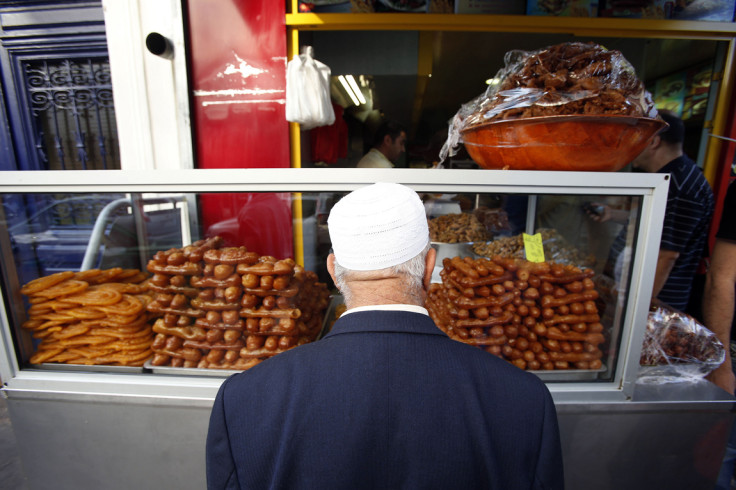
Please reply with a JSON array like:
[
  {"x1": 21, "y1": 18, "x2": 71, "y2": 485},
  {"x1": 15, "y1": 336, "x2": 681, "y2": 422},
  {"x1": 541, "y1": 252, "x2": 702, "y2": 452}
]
[
  {"x1": 707, "y1": 363, "x2": 736, "y2": 395},
  {"x1": 584, "y1": 202, "x2": 612, "y2": 222},
  {"x1": 585, "y1": 202, "x2": 629, "y2": 224}
]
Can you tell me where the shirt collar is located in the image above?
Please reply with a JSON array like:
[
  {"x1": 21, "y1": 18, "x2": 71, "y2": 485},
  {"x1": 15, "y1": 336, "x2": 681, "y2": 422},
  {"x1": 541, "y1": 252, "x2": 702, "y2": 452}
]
[{"x1": 340, "y1": 304, "x2": 429, "y2": 317}]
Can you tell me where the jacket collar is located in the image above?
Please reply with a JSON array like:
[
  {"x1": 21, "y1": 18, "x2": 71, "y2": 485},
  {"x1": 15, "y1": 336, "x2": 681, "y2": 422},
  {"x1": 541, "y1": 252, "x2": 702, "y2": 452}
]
[{"x1": 323, "y1": 310, "x2": 448, "y2": 339}]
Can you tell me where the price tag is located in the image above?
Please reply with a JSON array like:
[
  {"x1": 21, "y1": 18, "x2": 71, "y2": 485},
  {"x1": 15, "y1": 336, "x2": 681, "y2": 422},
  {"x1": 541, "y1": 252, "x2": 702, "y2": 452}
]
[{"x1": 523, "y1": 233, "x2": 545, "y2": 263}]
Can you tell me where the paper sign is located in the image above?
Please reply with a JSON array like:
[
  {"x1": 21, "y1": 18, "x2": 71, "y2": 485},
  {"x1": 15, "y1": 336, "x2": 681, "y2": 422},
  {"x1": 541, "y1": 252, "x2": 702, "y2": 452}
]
[{"x1": 523, "y1": 233, "x2": 545, "y2": 263}]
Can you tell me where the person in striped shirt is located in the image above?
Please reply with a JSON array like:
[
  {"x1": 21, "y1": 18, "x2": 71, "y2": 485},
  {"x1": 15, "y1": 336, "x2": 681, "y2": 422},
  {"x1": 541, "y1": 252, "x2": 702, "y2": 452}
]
[{"x1": 630, "y1": 110, "x2": 714, "y2": 311}]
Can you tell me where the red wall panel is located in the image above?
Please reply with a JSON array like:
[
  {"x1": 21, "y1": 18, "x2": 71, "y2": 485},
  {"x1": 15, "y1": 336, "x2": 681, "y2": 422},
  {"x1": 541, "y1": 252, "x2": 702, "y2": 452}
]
[{"x1": 186, "y1": 0, "x2": 292, "y2": 259}]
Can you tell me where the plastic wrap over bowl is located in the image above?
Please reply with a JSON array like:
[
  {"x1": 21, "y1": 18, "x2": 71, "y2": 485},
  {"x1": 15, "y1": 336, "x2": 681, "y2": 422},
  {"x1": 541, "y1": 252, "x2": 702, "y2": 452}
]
[{"x1": 460, "y1": 115, "x2": 667, "y2": 171}]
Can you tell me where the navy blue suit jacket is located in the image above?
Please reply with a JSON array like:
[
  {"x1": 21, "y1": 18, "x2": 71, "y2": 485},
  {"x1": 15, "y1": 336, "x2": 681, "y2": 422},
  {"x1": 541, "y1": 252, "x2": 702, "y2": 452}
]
[{"x1": 207, "y1": 310, "x2": 564, "y2": 489}]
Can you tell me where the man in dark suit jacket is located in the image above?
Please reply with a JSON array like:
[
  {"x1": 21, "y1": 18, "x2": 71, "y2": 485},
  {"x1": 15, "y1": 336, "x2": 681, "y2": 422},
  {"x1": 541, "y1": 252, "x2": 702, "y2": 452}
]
[{"x1": 207, "y1": 183, "x2": 565, "y2": 489}]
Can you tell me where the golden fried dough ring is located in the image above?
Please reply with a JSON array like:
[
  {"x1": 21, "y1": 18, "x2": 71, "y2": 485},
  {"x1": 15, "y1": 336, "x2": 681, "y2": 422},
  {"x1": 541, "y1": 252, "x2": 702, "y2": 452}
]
[
  {"x1": 90, "y1": 325, "x2": 152, "y2": 339},
  {"x1": 32, "y1": 328, "x2": 61, "y2": 339},
  {"x1": 36, "y1": 312, "x2": 76, "y2": 322},
  {"x1": 66, "y1": 307, "x2": 107, "y2": 320},
  {"x1": 57, "y1": 335, "x2": 116, "y2": 347},
  {"x1": 74, "y1": 269, "x2": 103, "y2": 282},
  {"x1": 58, "y1": 286, "x2": 123, "y2": 306},
  {"x1": 45, "y1": 323, "x2": 93, "y2": 339},
  {"x1": 32, "y1": 279, "x2": 88, "y2": 299},
  {"x1": 91, "y1": 348, "x2": 152, "y2": 366},
  {"x1": 95, "y1": 282, "x2": 148, "y2": 294},
  {"x1": 95, "y1": 313, "x2": 145, "y2": 327},
  {"x1": 44, "y1": 351, "x2": 83, "y2": 363},
  {"x1": 27, "y1": 302, "x2": 55, "y2": 316},
  {"x1": 21, "y1": 318, "x2": 44, "y2": 330},
  {"x1": 84, "y1": 267, "x2": 125, "y2": 284},
  {"x1": 61, "y1": 349, "x2": 114, "y2": 364},
  {"x1": 94, "y1": 294, "x2": 144, "y2": 317},
  {"x1": 107, "y1": 337, "x2": 153, "y2": 351},
  {"x1": 37, "y1": 319, "x2": 67, "y2": 330},
  {"x1": 115, "y1": 269, "x2": 148, "y2": 282},
  {"x1": 21, "y1": 271, "x2": 76, "y2": 295},
  {"x1": 109, "y1": 348, "x2": 153, "y2": 363},
  {"x1": 30, "y1": 347, "x2": 65, "y2": 364}
]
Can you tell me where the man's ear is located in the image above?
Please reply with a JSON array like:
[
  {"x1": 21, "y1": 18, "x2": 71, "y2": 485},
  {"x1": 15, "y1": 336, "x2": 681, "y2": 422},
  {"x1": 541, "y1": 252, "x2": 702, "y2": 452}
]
[
  {"x1": 423, "y1": 247, "x2": 436, "y2": 290},
  {"x1": 327, "y1": 253, "x2": 337, "y2": 286},
  {"x1": 383, "y1": 134, "x2": 393, "y2": 148}
]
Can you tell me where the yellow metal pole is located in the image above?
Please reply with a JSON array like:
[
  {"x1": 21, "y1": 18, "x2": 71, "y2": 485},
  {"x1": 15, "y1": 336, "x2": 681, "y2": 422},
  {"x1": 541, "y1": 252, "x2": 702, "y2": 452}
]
[
  {"x1": 287, "y1": 26, "x2": 305, "y2": 266},
  {"x1": 704, "y1": 39, "x2": 736, "y2": 187}
]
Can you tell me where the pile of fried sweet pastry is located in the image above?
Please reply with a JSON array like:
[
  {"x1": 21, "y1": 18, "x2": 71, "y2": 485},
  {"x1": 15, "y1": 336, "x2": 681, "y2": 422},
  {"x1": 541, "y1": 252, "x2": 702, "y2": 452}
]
[
  {"x1": 20, "y1": 236, "x2": 330, "y2": 371},
  {"x1": 146, "y1": 236, "x2": 329, "y2": 370},
  {"x1": 462, "y1": 41, "x2": 657, "y2": 127},
  {"x1": 21, "y1": 268, "x2": 153, "y2": 366},
  {"x1": 427, "y1": 255, "x2": 605, "y2": 371}
]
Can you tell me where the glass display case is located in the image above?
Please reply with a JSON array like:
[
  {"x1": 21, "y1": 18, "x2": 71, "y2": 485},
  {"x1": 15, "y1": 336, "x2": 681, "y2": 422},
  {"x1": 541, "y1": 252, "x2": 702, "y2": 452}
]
[
  {"x1": 0, "y1": 167, "x2": 667, "y2": 399},
  {"x1": 0, "y1": 168, "x2": 732, "y2": 490}
]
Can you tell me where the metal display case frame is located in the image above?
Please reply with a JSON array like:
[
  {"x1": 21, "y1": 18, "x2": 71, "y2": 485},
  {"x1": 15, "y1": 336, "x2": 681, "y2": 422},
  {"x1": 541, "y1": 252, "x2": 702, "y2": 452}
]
[
  {"x1": 2, "y1": 168, "x2": 732, "y2": 490},
  {"x1": 0, "y1": 168, "x2": 668, "y2": 401}
]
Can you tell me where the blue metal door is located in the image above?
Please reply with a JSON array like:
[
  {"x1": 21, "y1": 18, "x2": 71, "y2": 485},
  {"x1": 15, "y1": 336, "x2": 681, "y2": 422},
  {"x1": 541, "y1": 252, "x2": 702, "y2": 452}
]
[{"x1": 0, "y1": 1, "x2": 122, "y2": 281}]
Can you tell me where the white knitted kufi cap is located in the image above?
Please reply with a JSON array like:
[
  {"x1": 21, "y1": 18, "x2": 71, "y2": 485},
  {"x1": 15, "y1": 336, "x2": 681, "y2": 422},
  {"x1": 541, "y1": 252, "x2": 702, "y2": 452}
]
[{"x1": 328, "y1": 183, "x2": 429, "y2": 271}]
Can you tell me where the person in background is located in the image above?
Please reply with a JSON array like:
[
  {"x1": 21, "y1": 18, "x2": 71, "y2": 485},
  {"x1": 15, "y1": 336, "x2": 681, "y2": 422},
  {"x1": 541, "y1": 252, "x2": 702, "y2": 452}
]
[
  {"x1": 704, "y1": 181, "x2": 736, "y2": 490},
  {"x1": 356, "y1": 120, "x2": 406, "y2": 168},
  {"x1": 589, "y1": 111, "x2": 714, "y2": 311},
  {"x1": 206, "y1": 183, "x2": 564, "y2": 490}
]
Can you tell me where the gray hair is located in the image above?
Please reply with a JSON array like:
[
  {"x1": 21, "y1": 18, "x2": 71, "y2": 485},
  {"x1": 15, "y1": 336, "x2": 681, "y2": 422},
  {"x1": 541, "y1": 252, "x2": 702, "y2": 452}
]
[{"x1": 333, "y1": 243, "x2": 431, "y2": 305}]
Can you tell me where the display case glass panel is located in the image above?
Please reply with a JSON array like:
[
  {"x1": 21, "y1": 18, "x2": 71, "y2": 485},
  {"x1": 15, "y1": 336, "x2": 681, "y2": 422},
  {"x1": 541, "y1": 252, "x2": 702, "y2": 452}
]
[{"x1": 0, "y1": 169, "x2": 669, "y2": 401}]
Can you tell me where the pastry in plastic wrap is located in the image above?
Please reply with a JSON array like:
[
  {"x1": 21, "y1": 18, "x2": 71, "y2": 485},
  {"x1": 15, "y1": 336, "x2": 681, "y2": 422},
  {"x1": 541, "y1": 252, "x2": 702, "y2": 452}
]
[
  {"x1": 638, "y1": 302, "x2": 725, "y2": 382},
  {"x1": 440, "y1": 42, "x2": 663, "y2": 170}
]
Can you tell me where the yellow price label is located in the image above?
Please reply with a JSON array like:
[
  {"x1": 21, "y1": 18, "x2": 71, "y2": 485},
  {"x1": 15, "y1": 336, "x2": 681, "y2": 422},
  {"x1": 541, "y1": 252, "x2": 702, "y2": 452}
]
[{"x1": 523, "y1": 233, "x2": 545, "y2": 263}]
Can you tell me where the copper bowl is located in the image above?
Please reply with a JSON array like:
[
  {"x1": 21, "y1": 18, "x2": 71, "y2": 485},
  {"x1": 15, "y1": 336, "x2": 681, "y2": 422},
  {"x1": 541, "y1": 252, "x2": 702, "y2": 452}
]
[{"x1": 460, "y1": 115, "x2": 667, "y2": 171}]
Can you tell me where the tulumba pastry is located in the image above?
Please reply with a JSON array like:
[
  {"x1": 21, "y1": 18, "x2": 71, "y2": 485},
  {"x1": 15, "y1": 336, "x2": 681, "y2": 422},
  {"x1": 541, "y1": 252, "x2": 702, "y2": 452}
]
[{"x1": 146, "y1": 237, "x2": 329, "y2": 370}]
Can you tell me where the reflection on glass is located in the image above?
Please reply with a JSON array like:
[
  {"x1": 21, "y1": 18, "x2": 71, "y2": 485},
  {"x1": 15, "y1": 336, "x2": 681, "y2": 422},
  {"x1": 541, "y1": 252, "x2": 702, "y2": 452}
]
[{"x1": 1, "y1": 190, "x2": 643, "y2": 381}]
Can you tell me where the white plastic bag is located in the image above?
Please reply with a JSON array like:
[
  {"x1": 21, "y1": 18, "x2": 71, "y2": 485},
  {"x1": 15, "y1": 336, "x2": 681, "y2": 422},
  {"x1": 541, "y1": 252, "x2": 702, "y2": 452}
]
[{"x1": 286, "y1": 46, "x2": 335, "y2": 130}]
